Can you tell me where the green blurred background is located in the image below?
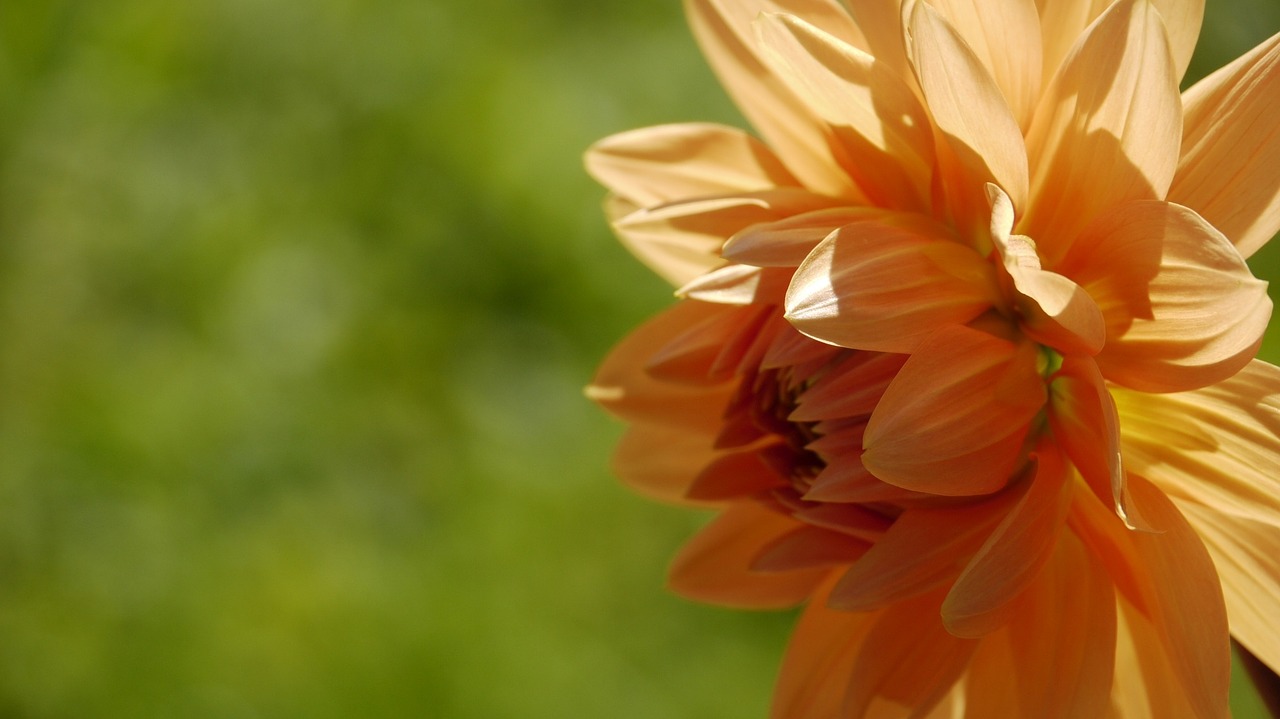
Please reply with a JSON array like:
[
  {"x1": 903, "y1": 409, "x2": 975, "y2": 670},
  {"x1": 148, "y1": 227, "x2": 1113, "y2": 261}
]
[{"x1": 0, "y1": 1, "x2": 1276, "y2": 716}]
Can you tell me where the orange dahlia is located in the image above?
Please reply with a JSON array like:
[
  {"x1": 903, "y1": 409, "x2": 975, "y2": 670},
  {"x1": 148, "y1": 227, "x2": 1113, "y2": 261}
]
[{"x1": 586, "y1": 0, "x2": 1280, "y2": 716}]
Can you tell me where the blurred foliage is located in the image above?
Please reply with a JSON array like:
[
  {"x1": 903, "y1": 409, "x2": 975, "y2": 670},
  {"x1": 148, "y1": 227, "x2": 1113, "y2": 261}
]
[{"x1": 0, "y1": 0, "x2": 1273, "y2": 716}]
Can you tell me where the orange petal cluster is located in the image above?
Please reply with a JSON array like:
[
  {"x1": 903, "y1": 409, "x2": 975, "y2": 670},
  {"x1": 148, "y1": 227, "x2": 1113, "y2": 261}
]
[{"x1": 586, "y1": 1, "x2": 1280, "y2": 716}]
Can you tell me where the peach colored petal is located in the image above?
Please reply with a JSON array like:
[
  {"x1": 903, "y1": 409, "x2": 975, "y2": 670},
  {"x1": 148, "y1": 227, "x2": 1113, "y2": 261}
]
[
  {"x1": 761, "y1": 313, "x2": 840, "y2": 368},
  {"x1": 987, "y1": 184, "x2": 1105, "y2": 355},
  {"x1": 676, "y1": 264, "x2": 794, "y2": 305},
  {"x1": 906, "y1": 0, "x2": 1029, "y2": 235},
  {"x1": 1003, "y1": 530, "x2": 1117, "y2": 718},
  {"x1": 684, "y1": 445, "x2": 791, "y2": 501},
  {"x1": 1033, "y1": 0, "x2": 1109, "y2": 88},
  {"x1": 585, "y1": 123, "x2": 800, "y2": 207},
  {"x1": 588, "y1": 301, "x2": 739, "y2": 429},
  {"x1": 842, "y1": 592, "x2": 979, "y2": 717},
  {"x1": 684, "y1": 0, "x2": 867, "y2": 198},
  {"x1": 753, "y1": 12, "x2": 934, "y2": 211},
  {"x1": 942, "y1": 444, "x2": 1075, "y2": 638},
  {"x1": 961, "y1": 629, "x2": 1021, "y2": 718},
  {"x1": 861, "y1": 326, "x2": 1046, "y2": 495},
  {"x1": 1048, "y1": 354, "x2": 1150, "y2": 530},
  {"x1": 1171, "y1": 30, "x2": 1280, "y2": 259},
  {"x1": 721, "y1": 206, "x2": 882, "y2": 268},
  {"x1": 771, "y1": 578, "x2": 878, "y2": 719},
  {"x1": 612, "y1": 424, "x2": 722, "y2": 506},
  {"x1": 923, "y1": 0, "x2": 1043, "y2": 130},
  {"x1": 1070, "y1": 478, "x2": 1231, "y2": 719},
  {"x1": 791, "y1": 352, "x2": 907, "y2": 421},
  {"x1": 751, "y1": 524, "x2": 871, "y2": 572},
  {"x1": 1066, "y1": 200, "x2": 1271, "y2": 393},
  {"x1": 1111, "y1": 594, "x2": 1201, "y2": 717},
  {"x1": 784, "y1": 215, "x2": 998, "y2": 352},
  {"x1": 828, "y1": 493, "x2": 1016, "y2": 611},
  {"x1": 611, "y1": 188, "x2": 837, "y2": 286},
  {"x1": 1021, "y1": 0, "x2": 1182, "y2": 266},
  {"x1": 668, "y1": 500, "x2": 829, "y2": 608},
  {"x1": 604, "y1": 193, "x2": 726, "y2": 286}
]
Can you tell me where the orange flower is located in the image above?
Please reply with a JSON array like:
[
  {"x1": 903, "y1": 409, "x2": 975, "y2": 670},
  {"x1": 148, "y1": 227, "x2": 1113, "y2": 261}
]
[{"x1": 586, "y1": 1, "x2": 1280, "y2": 716}]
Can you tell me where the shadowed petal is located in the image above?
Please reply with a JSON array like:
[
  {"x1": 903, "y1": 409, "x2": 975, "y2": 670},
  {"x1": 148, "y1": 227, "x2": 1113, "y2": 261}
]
[
  {"x1": 754, "y1": 12, "x2": 934, "y2": 210},
  {"x1": 784, "y1": 215, "x2": 998, "y2": 352},
  {"x1": 1021, "y1": 0, "x2": 1182, "y2": 265},
  {"x1": 1171, "y1": 30, "x2": 1280, "y2": 258},
  {"x1": 1037, "y1": 0, "x2": 1201, "y2": 84},
  {"x1": 668, "y1": 500, "x2": 829, "y2": 608},
  {"x1": 1071, "y1": 478, "x2": 1231, "y2": 719},
  {"x1": 1066, "y1": 200, "x2": 1271, "y2": 393},
  {"x1": 722, "y1": 206, "x2": 880, "y2": 267},
  {"x1": 685, "y1": 0, "x2": 867, "y2": 198},
  {"x1": 942, "y1": 444, "x2": 1075, "y2": 637},
  {"x1": 612, "y1": 425, "x2": 723, "y2": 505},
  {"x1": 585, "y1": 123, "x2": 800, "y2": 207},
  {"x1": 1003, "y1": 530, "x2": 1117, "y2": 718},
  {"x1": 906, "y1": 0, "x2": 1029, "y2": 234},
  {"x1": 771, "y1": 578, "x2": 878, "y2": 719},
  {"x1": 861, "y1": 326, "x2": 1046, "y2": 495}
]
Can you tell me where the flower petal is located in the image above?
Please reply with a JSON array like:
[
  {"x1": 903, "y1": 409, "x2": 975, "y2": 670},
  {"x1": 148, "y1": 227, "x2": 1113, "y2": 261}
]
[
  {"x1": 588, "y1": 301, "x2": 738, "y2": 428},
  {"x1": 924, "y1": 0, "x2": 1043, "y2": 130},
  {"x1": 683, "y1": 445, "x2": 791, "y2": 501},
  {"x1": 1037, "y1": 0, "x2": 1201, "y2": 85},
  {"x1": 721, "y1": 206, "x2": 879, "y2": 267},
  {"x1": 612, "y1": 424, "x2": 721, "y2": 505},
  {"x1": 684, "y1": 0, "x2": 867, "y2": 198},
  {"x1": 751, "y1": 524, "x2": 871, "y2": 572},
  {"x1": 668, "y1": 500, "x2": 829, "y2": 608},
  {"x1": 1002, "y1": 529, "x2": 1117, "y2": 718},
  {"x1": 753, "y1": 11, "x2": 934, "y2": 211},
  {"x1": 861, "y1": 326, "x2": 1046, "y2": 496},
  {"x1": 942, "y1": 443, "x2": 1075, "y2": 637},
  {"x1": 828, "y1": 492, "x2": 1016, "y2": 611},
  {"x1": 1066, "y1": 201, "x2": 1271, "y2": 393},
  {"x1": 1071, "y1": 478, "x2": 1231, "y2": 719},
  {"x1": 676, "y1": 264, "x2": 794, "y2": 305},
  {"x1": 585, "y1": 123, "x2": 801, "y2": 207},
  {"x1": 784, "y1": 215, "x2": 998, "y2": 353},
  {"x1": 842, "y1": 591, "x2": 979, "y2": 717},
  {"x1": 1021, "y1": 0, "x2": 1182, "y2": 265},
  {"x1": 906, "y1": 0, "x2": 1029, "y2": 234},
  {"x1": 1171, "y1": 30, "x2": 1280, "y2": 259},
  {"x1": 791, "y1": 352, "x2": 906, "y2": 421},
  {"x1": 770, "y1": 579, "x2": 877, "y2": 719}
]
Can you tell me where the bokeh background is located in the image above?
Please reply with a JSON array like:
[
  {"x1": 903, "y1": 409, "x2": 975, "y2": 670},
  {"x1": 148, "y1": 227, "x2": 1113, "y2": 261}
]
[{"x1": 0, "y1": 1, "x2": 1277, "y2": 716}]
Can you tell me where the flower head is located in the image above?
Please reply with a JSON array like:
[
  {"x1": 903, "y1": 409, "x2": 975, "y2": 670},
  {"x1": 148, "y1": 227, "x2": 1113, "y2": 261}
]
[{"x1": 587, "y1": 1, "x2": 1280, "y2": 715}]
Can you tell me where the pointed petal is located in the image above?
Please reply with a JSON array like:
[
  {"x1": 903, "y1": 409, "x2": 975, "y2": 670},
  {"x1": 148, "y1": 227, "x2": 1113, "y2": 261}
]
[
  {"x1": 828, "y1": 493, "x2": 1016, "y2": 611},
  {"x1": 771, "y1": 579, "x2": 878, "y2": 719},
  {"x1": 1171, "y1": 30, "x2": 1280, "y2": 258},
  {"x1": 668, "y1": 500, "x2": 828, "y2": 608},
  {"x1": 585, "y1": 123, "x2": 800, "y2": 207},
  {"x1": 862, "y1": 326, "x2": 1046, "y2": 496},
  {"x1": 942, "y1": 444, "x2": 1075, "y2": 637},
  {"x1": 676, "y1": 264, "x2": 794, "y2": 305},
  {"x1": 722, "y1": 206, "x2": 879, "y2": 267},
  {"x1": 1048, "y1": 354, "x2": 1149, "y2": 529},
  {"x1": 988, "y1": 185, "x2": 1105, "y2": 355},
  {"x1": 791, "y1": 352, "x2": 906, "y2": 421},
  {"x1": 611, "y1": 188, "x2": 837, "y2": 285},
  {"x1": 751, "y1": 524, "x2": 871, "y2": 572},
  {"x1": 842, "y1": 592, "x2": 979, "y2": 717},
  {"x1": 1003, "y1": 530, "x2": 1117, "y2": 718},
  {"x1": 1110, "y1": 593, "x2": 1200, "y2": 717},
  {"x1": 906, "y1": 0, "x2": 1029, "y2": 234},
  {"x1": 1070, "y1": 478, "x2": 1231, "y2": 719},
  {"x1": 753, "y1": 12, "x2": 934, "y2": 210},
  {"x1": 784, "y1": 215, "x2": 998, "y2": 353},
  {"x1": 612, "y1": 424, "x2": 720, "y2": 505},
  {"x1": 924, "y1": 0, "x2": 1043, "y2": 130},
  {"x1": 588, "y1": 301, "x2": 737, "y2": 429},
  {"x1": 1021, "y1": 0, "x2": 1182, "y2": 265},
  {"x1": 684, "y1": 445, "x2": 791, "y2": 501},
  {"x1": 684, "y1": 0, "x2": 867, "y2": 198},
  {"x1": 1066, "y1": 201, "x2": 1271, "y2": 393}
]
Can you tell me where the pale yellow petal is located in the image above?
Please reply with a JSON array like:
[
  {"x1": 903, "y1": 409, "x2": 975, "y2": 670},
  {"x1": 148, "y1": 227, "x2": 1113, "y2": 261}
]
[
  {"x1": 1021, "y1": 0, "x2": 1182, "y2": 265},
  {"x1": 906, "y1": 0, "x2": 1029, "y2": 235},
  {"x1": 753, "y1": 12, "x2": 934, "y2": 211},
  {"x1": 1035, "y1": 0, "x2": 1201, "y2": 85},
  {"x1": 1171, "y1": 30, "x2": 1280, "y2": 258},
  {"x1": 784, "y1": 214, "x2": 997, "y2": 353}
]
